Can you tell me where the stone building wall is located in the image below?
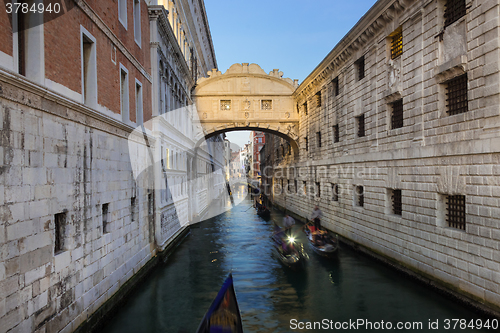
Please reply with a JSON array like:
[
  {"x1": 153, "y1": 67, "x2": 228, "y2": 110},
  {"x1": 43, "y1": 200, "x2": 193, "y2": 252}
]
[{"x1": 265, "y1": 0, "x2": 500, "y2": 313}]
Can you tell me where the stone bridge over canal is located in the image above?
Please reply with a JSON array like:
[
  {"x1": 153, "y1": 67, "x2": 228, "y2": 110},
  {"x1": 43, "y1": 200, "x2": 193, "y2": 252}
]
[{"x1": 193, "y1": 63, "x2": 300, "y2": 155}]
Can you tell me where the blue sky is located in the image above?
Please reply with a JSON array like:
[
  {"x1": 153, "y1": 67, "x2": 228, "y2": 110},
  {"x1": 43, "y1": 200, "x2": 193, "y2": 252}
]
[{"x1": 203, "y1": 0, "x2": 378, "y2": 148}]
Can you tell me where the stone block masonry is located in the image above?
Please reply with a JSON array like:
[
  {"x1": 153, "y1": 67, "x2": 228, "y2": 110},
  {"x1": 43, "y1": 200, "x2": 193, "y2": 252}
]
[{"x1": 262, "y1": 0, "x2": 500, "y2": 315}]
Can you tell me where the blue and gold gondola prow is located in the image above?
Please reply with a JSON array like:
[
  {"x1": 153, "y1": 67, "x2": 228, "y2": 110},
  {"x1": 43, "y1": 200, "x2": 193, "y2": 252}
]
[{"x1": 196, "y1": 273, "x2": 243, "y2": 333}]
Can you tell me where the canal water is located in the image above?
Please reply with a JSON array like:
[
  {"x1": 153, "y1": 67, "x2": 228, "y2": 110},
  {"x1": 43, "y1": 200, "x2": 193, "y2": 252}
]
[{"x1": 102, "y1": 187, "x2": 494, "y2": 332}]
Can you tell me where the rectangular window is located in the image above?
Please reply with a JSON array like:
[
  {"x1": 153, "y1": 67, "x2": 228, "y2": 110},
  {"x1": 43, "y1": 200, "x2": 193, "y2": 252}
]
[
  {"x1": 332, "y1": 77, "x2": 339, "y2": 97},
  {"x1": 261, "y1": 100, "x2": 272, "y2": 110},
  {"x1": 317, "y1": 131, "x2": 321, "y2": 148},
  {"x1": 316, "y1": 182, "x2": 320, "y2": 197},
  {"x1": 356, "y1": 114, "x2": 365, "y2": 137},
  {"x1": 54, "y1": 212, "x2": 66, "y2": 254},
  {"x1": 135, "y1": 80, "x2": 143, "y2": 125},
  {"x1": 148, "y1": 193, "x2": 154, "y2": 216},
  {"x1": 446, "y1": 74, "x2": 468, "y2": 115},
  {"x1": 447, "y1": 195, "x2": 466, "y2": 230},
  {"x1": 444, "y1": 0, "x2": 466, "y2": 28},
  {"x1": 303, "y1": 181, "x2": 307, "y2": 195},
  {"x1": 332, "y1": 184, "x2": 339, "y2": 201},
  {"x1": 166, "y1": 148, "x2": 170, "y2": 169},
  {"x1": 303, "y1": 102, "x2": 308, "y2": 115},
  {"x1": 17, "y1": 11, "x2": 26, "y2": 76},
  {"x1": 102, "y1": 203, "x2": 110, "y2": 233},
  {"x1": 305, "y1": 137, "x2": 308, "y2": 151},
  {"x1": 220, "y1": 100, "x2": 231, "y2": 110},
  {"x1": 316, "y1": 91, "x2": 321, "y2": 107},
  {"x1": 133, "y1": 0, "x2": 141, "y2": 46},
  {"x1": 392, "y1": 189, "x2": 402, "y2": 215},
  {"x1": 391, "y1": 99, "x2": 404, "y2": 129},
  {"x1": 355, "y1": 185, "x2": 364, "y2": 207},
  {"x1": 118, "y1": 0, "x2": 127, "y2": 29},
  {"x1": 390, "y1": 26, "x2": 403, "y2": 60},
  {"x1": 294, "y1": 179, "x2": 298, "y2": 194},
  {"x1": 355, "y1": 55, "x2": 365, "y2": 81},
  {"x1": 81, "y1": 27, "x2": 97, "y2": 108},
  {"x1": 131, "y1": 197, "x2": 137, "y2": 222},
  {"x1": 120, "y1": 65, "x2": 130, "y2": 123},
  {"x1": 333, "y1": 124, "x2": 340, "y2": 143}
]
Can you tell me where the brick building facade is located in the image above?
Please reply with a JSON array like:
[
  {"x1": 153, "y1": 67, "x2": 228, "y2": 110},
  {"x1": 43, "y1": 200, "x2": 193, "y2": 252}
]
[{"x1": 0, "y1": 1, "x2": 220, "y2": 332}]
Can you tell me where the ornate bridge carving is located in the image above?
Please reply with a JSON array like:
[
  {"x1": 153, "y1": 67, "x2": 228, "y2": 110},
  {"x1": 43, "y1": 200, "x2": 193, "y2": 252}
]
[{"x1": 193, "y1": 63, "x2": 299, "y2": 148}]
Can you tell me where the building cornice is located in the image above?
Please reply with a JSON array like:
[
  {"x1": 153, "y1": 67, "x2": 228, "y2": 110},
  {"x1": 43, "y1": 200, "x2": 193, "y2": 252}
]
[{"x1": 294, "y1": 0, "x2": 414, "y2": 101}]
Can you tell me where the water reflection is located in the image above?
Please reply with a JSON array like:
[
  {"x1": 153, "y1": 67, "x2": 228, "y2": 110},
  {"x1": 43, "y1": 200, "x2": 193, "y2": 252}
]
[{"x1": 102, "y1": 190, "x2": 492, "y2": 333}]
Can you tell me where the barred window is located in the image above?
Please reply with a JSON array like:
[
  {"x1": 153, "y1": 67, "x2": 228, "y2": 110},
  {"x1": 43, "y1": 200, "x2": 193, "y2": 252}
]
[
  {"x1": 305, "y1": 137, "x2": 308, "y2": 151},
  {"x1": 332, "y1": 77, "x2": 339, "y2": 97},
  {"x1": 444, "y1": 0, "x2": 466, "y2": 28},
  {"x1": 355, "y1": 56, "x2": 365, "y2": 80},
  {"x1": 356, "y1": 114, "x2": 365, "y2": 137},
  {"x1": 391, "y1": 99, "x2": 404, "y2": 129},
  {"x1": 303, "y1": 181, "x2": 307, "y2": 195},
  {"x1": 317, "y1": 131, "x2": 321, "y2": 148},
  {"x1": 355, "y1": 186, "x2": 364, "y2": 207},
  {"x1": 447, "y1": 195, "x2": 466, "y2": 230},
  {"x1": 54, "y1": 212, "x2": 66, "y2": 254},
  {"x1": 316, "y1": 182, "x2": 321, "y2": 197},
  {"x1": 446, "y1": 74, "x2": 468, "y2": 115},
  {"x1": 316, "y1": 91, "x2": 322, "y2": 107},
  {"x1": 392, "y1": 189, "x2": 402, "y2": 216},
  {"x1": 390, "y1": 27, "x2": 403, "y2": 60},
  {"x1": 333, "y1": 124, "x2": 340, "y2": 143},
  {"x1": 332, "y1": 184, "x2": 339, "y2": 201},
  {"x1": 294, "y1": 179, "x2": 298, "y2": 194},
  {"x1": 220, "y1": 100, "x2": 231, "y2": 110},
  {"x1": 102, "y1": 203, "x2": 110, "y2": 234},
  {"x1": 261, "y1": 100, "x2": 272, "y2": 110},
  {"x1": 303, "y1": 102, "x2": 308, "y2": 115}
]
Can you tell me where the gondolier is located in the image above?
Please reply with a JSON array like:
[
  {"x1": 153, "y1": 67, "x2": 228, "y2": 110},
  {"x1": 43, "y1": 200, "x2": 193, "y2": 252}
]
[
  {"x1": 283, "y1": 214, "x2": 295, "y2": 236},
  {"x1": 310, "y1": 205, "x2": 323, "y2": 230}
]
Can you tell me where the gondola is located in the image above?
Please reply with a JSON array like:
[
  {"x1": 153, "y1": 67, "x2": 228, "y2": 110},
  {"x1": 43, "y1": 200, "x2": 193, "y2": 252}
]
[
  {"x1": 271, "y1": 227, "x2": 308, "y2": 270},
  {"x1": 303, "y1": 225, "x2": 339, "y2": 258},
  {"x1": 196, "y1": 273, "x2": 243, "y2": 333},
  {"x1": 257, "y1": 207, "x2": 271, "y2": 220}
]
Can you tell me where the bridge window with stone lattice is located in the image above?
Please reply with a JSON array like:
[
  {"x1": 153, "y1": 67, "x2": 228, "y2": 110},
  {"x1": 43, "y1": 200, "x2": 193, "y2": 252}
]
[
  {"x1": 261, "y1": 100, "x2": 272, "y2": 110},
  {"x1": 220, "y1": 100, "x2": 231, "y2": 110}
]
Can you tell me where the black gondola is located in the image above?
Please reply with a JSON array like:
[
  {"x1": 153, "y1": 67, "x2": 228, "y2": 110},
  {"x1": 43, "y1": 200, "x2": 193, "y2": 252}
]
[
  {"x1": 196, "y1": 273, "x2": 243, "y2": 333},
  {"x1": 271, "y1": 227, "x2": 308, "y2": 270},
  {"x1": 257, "y1": 207, "x2": 271, "y2": 219},
  {"x1": 303, "y1": 225, "x2": 339, "y2": 257}
]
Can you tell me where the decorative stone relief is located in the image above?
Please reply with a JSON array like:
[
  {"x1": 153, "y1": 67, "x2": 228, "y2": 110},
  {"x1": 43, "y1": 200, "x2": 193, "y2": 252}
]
[{"x1": 437, "y1": 166, "x2": 466, "y2": 195}]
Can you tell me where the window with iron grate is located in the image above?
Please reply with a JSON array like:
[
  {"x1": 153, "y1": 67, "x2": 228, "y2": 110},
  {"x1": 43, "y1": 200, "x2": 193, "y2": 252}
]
[
  {"x1": 390, "y1": 27, "x2": 403, "y2": 60},
  {"x1": 316, "y1": 91, "x2": 322, "y2": 107},
  {"x1": 317, "y1": 131, "x2": 321, "y2": 148},
  {"x1": 356, "y1": 114, "x2": 365, "y2": 137},
  {"x1": 316, "y1": 182, "x2": 321, "y2": 197},
  {"x1": 333, "y1": 124, "x2": 340, "y2": 143},
  {"x1": 355, "y1": 185, "x2": 364, "y2": 207},
  {"x1": 303, "y1": 102, "x2": 308, "y2": 115},
  {"x1": 303, "y1": 181, "x2": 307, "y2": 195},
  {"x1": 54, "y1": 212, "x2": 67, "y2": 254},
  {"x1": 355, "y1": 56, "x2": 365, "y2": 80},
  {"x1": 294, "y1": 179, "x2": 298, "y2": 194},
  {"x1": 102, "y1": 203, "x2": 110, "y2": 234},
  {"x1": 391, "y1": 99, "x2": 404, "y2": 129},
  {"x1": 446, "y1": 74, "x2": 468, "y2": 115},
  {"x1": 332, "y1": 184, "x2": 339, "y2": 201},
  {"x1": 444, "y1": 0, "x2": 466, "y2": 28},
  {"x1": 332, "y1": 77, "x2": 339, "y2": 97},
  {"x1": 447, "y1": 195, "x2": 466, "y2": 230},
  {"x1": 392, "y1": 189, "x2": 402, "y2": 215},
  {"x1": 305, "y1": 137, "x2": 308, "y2": 151}
]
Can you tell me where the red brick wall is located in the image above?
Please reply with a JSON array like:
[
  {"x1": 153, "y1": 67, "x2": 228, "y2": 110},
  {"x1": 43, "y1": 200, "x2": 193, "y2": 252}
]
[
  {"x1": 44, "y1": 1, "x2": 151, "y2": 120},
  {"x1": 0, "y1": 10, "x2": 13, "y2": 56}
]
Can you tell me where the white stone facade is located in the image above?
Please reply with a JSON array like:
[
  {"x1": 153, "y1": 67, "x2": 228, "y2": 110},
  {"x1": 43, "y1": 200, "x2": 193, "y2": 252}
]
[{"x1": 264, "y1": 0, "x2": 500, "y2": 313}]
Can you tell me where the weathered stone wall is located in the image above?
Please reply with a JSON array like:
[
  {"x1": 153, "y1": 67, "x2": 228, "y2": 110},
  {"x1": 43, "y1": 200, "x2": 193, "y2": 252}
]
[
  {"x1": 0, "y1": 79, "x2": 155, "y2": 332},
  {"x1": 266, "y1": 0, "x2": 500, "y2": 312}
]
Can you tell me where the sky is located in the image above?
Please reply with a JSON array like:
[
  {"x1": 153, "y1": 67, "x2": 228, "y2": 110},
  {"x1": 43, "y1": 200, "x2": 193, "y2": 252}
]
[{"x1": 203, "y1": 0, "x2": 379, "y2": 148}]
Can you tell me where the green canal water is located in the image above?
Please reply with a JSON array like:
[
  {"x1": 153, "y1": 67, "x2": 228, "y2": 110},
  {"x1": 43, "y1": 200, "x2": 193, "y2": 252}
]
[{"x1": 101, "y1": 189, "x2": 495, "y2": 332}]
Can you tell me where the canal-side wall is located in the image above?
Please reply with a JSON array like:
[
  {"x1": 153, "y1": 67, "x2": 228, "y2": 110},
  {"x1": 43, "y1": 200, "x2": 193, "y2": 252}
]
[{"x1": 262, "y1": 0, "x2": 500, "y2": 314}]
